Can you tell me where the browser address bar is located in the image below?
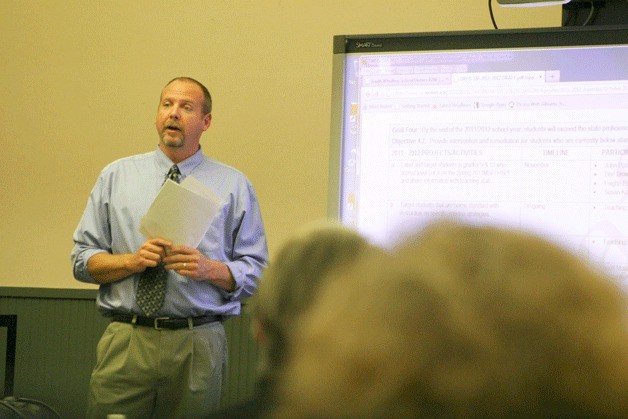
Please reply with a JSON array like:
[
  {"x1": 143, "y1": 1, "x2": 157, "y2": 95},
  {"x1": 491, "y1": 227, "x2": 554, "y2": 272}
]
[{"x1": 361, "y1": 80, "x2": 628, "y2": 98}]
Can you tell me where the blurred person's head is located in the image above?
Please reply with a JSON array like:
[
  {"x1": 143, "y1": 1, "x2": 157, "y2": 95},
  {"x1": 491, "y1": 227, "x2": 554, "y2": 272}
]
[
  {"x1": 272, "y1": 221, "x2": 627, "y2": 417},
  {"x1": 250, "y1": 220, "x2": 380, "y2": 404}
]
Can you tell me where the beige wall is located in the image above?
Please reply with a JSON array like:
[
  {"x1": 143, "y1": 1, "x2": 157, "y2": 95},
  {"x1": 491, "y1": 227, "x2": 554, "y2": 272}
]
[{"x1": 0, "y1": 1, "x2": 560, "y2": 289}]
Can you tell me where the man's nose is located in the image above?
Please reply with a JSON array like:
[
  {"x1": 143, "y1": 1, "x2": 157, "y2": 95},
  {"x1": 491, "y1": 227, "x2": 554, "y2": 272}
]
[{"x1": 168, "y1": 106, "x2": 181, "y2": 118}]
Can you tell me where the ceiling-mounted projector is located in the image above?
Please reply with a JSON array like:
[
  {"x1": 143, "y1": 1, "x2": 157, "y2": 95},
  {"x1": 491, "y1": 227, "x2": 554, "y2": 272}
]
[{"x1": 497, "y1": 0, "x2": 571, "y2": 6}]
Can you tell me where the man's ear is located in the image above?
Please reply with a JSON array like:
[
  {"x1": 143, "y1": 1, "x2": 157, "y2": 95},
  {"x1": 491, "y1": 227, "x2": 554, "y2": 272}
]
[{"x1": 203, "y1": 113, "x2": 212, "y2": 131}]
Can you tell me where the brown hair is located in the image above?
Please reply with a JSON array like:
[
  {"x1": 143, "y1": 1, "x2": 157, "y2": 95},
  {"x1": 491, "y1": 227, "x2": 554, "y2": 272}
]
[
  {"x1": 165, "y1": 76, "x2": 212, "y2": 114},
  {"x1": 273, "y1": 221, "x2": 627, "y2": 417}
]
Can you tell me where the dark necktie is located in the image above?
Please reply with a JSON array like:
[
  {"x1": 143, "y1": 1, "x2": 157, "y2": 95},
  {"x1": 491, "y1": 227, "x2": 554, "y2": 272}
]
[{"x1": 136, "y1": 164, "x2": 181, "y2": 316}]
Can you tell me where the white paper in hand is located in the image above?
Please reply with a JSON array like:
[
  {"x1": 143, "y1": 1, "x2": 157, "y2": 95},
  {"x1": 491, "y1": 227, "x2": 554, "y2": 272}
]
[{"x1": 139, "y1": 176, "x2": 221, "y2": 248}]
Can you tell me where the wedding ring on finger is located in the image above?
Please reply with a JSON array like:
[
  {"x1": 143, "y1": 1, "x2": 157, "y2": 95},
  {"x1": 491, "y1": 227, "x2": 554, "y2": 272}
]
[{"x1": 183, "y1": 263, "x2": 187, "y2": 269}]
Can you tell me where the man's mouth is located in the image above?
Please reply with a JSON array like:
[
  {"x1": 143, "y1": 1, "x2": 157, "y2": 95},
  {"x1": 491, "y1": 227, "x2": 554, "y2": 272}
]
[{"x1": 165, "y1": 124, "x2": 181, "y2": 132}]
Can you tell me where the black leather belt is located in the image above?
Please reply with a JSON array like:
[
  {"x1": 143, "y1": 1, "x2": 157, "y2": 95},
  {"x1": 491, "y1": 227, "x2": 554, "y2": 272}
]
[{"x1": 111, "y1": 313, "x2": 222, "y2": 330}]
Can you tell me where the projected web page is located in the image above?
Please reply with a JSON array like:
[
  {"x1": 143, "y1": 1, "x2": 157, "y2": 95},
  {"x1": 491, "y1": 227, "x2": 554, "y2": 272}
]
[{"x1": 339, "y1": 46, "x2": 628, "y2": 288}]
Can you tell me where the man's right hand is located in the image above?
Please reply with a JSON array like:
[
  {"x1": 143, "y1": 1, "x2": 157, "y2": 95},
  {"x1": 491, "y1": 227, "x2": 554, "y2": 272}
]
[
  {"x1": 135, "y1": 238, "x2": 173, "y2": 270},
  {"x1": 87, "y1": 238, "x2": 173, "y2": 284}
]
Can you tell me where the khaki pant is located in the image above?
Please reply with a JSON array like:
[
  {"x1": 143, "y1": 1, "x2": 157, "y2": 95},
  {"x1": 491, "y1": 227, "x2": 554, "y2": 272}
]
[{"x1": 86, "y1": 320, "x2": 227, "y2": 419}]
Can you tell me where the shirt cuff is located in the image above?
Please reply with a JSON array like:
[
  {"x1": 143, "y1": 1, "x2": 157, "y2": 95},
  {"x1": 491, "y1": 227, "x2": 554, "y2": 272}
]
[
  {"x1": 73, "y1": 249, "x2": 108, "y2": 284},
  {"x1": 221, "y1": 261, "x2": 242, "y2": 300}
]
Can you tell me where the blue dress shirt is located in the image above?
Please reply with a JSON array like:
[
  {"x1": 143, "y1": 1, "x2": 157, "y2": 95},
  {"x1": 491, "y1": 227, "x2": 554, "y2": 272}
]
[{"x1": 71, "y1": 146, "x2": 268, "y2": 318}]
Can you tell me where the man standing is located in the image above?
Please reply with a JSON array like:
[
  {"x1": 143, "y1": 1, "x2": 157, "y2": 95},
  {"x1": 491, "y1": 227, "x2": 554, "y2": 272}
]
[{"x1": 71, "y1": 77, "x2": 268, "y2": 418}]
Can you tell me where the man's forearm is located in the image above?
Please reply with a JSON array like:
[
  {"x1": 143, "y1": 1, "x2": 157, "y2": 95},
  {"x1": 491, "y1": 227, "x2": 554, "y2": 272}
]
[
  {"x1": 87, "y1": 252, "x2": 142, "y2": 284},
  {"x1": 205, "y1": 260, "x2": 236, "y2": 292}
]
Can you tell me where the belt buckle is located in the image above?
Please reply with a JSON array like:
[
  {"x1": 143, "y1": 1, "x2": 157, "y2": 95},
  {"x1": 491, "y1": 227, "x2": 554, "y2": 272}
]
[{"x1": 153, "y1": 317, "x2": 170, "y2": 330}]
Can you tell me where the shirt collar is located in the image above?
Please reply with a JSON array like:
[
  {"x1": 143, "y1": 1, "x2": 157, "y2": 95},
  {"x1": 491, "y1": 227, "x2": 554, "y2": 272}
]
[{"x1": 155, "y1": 145, "x2": 204, "y2": 180}]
